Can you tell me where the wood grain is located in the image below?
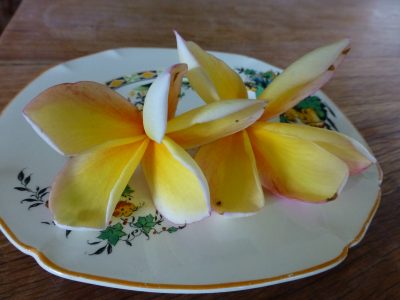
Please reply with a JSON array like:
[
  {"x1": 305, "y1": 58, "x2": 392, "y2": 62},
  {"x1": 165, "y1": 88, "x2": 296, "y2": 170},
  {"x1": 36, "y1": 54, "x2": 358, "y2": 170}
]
[{"x1": 1, "y1": 0, "x2": 399, "y2": 299}]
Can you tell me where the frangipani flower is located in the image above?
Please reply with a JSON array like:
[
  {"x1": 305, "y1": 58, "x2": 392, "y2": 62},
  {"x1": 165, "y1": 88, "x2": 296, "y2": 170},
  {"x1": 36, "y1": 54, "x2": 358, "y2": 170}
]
[
  {"x1": 175, "y1": 32, "x2": 376, "y2": 215},
  {"x1": 23, "y1": 64, "x2": 266, "y2": 229}
]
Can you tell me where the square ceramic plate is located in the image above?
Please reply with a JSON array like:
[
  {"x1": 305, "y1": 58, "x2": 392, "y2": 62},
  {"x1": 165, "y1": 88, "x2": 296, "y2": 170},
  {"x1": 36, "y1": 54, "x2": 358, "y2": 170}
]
[{"x1": 0, "y1": 48, "x2": 381, "y2": 293}]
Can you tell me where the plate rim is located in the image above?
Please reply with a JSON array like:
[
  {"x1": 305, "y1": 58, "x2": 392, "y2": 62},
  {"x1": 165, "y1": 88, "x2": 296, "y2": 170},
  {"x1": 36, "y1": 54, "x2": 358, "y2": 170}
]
[
  {"x1": 0, "y1": 47, "x2": 383, "y2": 293},
  {"x1": 0, "y1": 190, "x2": 381, "y2": 293}
]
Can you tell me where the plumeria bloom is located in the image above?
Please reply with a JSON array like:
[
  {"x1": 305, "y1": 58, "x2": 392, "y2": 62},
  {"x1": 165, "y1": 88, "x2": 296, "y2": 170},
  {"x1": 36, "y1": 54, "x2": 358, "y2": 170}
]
[
  {"x1": 175, "y1": 32, "x2": 376, "y2": 215},
  {"x1": 23, "y1": 64, "x2": 266, "y2": 229}
]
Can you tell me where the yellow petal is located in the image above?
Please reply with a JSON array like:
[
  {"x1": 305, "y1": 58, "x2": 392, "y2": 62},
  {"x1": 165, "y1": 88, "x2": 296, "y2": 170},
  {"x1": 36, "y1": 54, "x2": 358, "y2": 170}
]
[
  {"x1": 167, "y1": 64, "x2": 188, "y2": 120},
  {"x1": 175, "y1": 31, "x2": 248, "y2": 102},
  {"x1": 259, "y1": 39, "x2": 350, "y2": 120},
  {"x1": 254, "y1": 123, "x2": 376, "y2": 174},
  {"x1": 49, "y1": 136, "x2": 149, "y2": 230},
  {"x1": 248, "y1": 125, "x2": 349, "y2": 202},
  {"x1": 195, "y1": 131, "x2": 264, "y2": 215},
  {"x1": 143, "y1": 64, "x2": 188, "y2": 143},
  {"x1": 166, "y1": 99, "x2": 266, "y2": 149},
  {"x1": 23, "y1": 81, "x2": 144, "y2": 155},
  {"x1": 142, "y1": 137, "x2": 210, "y2": 224}
]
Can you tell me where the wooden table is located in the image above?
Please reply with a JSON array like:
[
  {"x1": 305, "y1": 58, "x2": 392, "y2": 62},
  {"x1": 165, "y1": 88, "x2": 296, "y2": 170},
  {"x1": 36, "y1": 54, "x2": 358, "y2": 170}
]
[{"x1": 1, "y1": 0, "x2": 399, "y2": 298}]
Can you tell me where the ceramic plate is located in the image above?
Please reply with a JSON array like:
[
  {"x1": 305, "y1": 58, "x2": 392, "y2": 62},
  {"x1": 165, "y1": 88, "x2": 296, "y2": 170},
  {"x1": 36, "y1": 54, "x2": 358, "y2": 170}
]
[{"x1": 0, "y1": 48, "x2": 381, "y2": 293}]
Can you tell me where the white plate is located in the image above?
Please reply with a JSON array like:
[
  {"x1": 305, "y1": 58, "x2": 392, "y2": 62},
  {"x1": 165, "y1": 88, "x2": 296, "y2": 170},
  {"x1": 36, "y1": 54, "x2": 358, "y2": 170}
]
[{"x1": 0, "y1": 48, "x2": 382, "y2": 294}]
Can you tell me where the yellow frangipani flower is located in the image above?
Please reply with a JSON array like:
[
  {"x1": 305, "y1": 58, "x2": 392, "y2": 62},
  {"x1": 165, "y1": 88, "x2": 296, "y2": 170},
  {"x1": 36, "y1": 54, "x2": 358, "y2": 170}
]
[
  {"x1": 175, "y1": 32, "x2": 376, "y2": 215},
  {"x1": 23, "y1": 64, "x2": 266, "y2": 229}
]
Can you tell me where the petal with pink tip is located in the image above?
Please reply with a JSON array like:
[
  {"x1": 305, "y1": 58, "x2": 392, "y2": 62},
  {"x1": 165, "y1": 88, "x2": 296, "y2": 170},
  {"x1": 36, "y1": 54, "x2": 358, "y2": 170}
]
[
  {"x1": 254, "y1": 122, "x2": 376, "y2": 174},
  {"x1": 23, "y1": 81, "x2": 143, "y2": 155}
]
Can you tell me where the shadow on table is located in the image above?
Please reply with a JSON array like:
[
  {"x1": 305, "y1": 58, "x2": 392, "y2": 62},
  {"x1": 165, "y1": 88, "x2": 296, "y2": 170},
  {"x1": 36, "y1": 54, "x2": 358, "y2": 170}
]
[{"x1": 0, "y1": 0, "x2": 21, "y2": 35}]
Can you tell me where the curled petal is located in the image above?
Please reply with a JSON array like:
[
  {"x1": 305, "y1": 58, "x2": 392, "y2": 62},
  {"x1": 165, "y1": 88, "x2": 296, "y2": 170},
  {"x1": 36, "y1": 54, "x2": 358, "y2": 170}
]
[
  {"x1": 142, "y1": 137, "x2": 210, "y2": 224},
  {"x1": 196, "y1": 131, "x2": 264, "y2": 215},
  {"x1": 23, "y1": 81, "x2": 144, "y2": 155},
  {"x1": 143, "y1": 64, "x2": 187, "y2": 143},
  {"x1": 259, "y1": 39, "x2": 351, "y2": 120},
  {"x1": 175, "y1": 31, "x2": 248, "y2": 102},
  {"x1": 254, "y1": 123, "x2": 376, "y2": 174},
  {"x1": 167, "y1": 64, "x2": 188, "y2": 120},
  {"x1": 248, "y1": 125, "x2": 349, "y2": 202},
  {"x1": 166, "y1": 99, "x2": 265, "y2": 149},
  {"x1": 49, "y1": 136, "x2": 149, "y2": 230}
]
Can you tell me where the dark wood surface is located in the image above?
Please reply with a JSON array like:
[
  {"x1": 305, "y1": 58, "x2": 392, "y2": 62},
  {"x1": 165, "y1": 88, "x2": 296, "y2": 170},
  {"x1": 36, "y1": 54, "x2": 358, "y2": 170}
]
[{"x1": 1, "y1": 0, "x2": 399, "y2": 299}]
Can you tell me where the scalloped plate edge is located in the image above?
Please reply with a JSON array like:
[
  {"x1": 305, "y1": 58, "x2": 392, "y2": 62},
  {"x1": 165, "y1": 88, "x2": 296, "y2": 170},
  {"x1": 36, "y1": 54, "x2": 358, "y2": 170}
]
[{"x1": 0, "y1": 187, "x2": 381, "y2": 294}]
